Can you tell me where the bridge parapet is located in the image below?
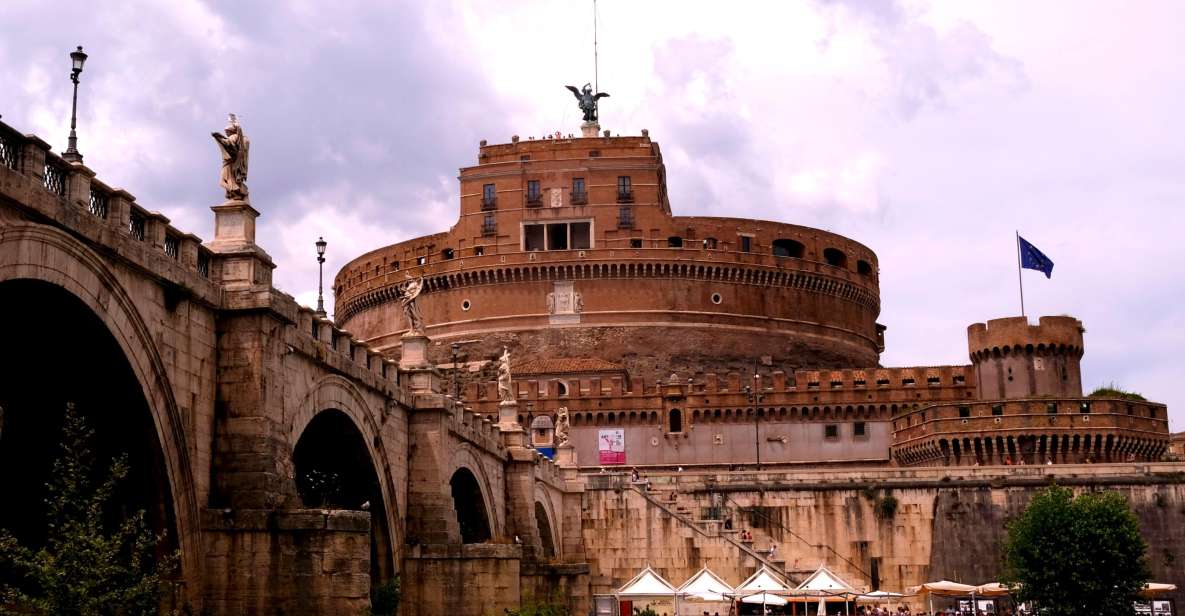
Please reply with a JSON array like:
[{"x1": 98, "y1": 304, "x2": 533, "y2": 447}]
[{"x1": 0, "y1": 121, "x2": 218, "y2": 303}]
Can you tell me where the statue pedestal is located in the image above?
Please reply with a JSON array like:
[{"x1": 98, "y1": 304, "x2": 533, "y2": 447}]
[
  {"x1": 581, "y1": 121, "x2": 600, "y2": 138},
  {"x1": 497, "y1": 400, "x2": 526, "y2": 448},
  {"x1": 205, "y1": 199, "x2": 274, "y2": 290},
  {"x1": 399, "y1": 332, "x2": 440, "y2": 394}
]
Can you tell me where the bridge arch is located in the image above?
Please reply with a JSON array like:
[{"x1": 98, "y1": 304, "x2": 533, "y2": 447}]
[
  {"x1": 533, "y1": 484, "x2": 560, "y2": 560},
  {"x1": 0, "y1": 223, "x2": 200, "y2": 599},
  {"x1": 447, "y1": 446, "x2": 499, "y2": 543},
  {"x1": 289, "y1": 375, "x2": 401, "y2": 579}
]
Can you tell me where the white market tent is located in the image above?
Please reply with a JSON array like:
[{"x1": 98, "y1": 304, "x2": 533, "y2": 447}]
[
  {"x1": 678, "y1": 566, "x2": 735, "y2": 602},
  {"x1": 617, "y1": 566, "x2": 678, "y2": 598},
  {"x1": 742, "y1": 592, "x2": 789, "y2": 606},
  {"x1": 737, "y1": 565, "x2": 792, "y2": 595},
  {"x1": 906, "y1": 581, "x2": 976, "y2": 596},
  {"x1": 1140, "y1": 583, "x2": 1178, "y2": 599},
  {"x1": 795, "y1": 564, "x2": 860, "y2": 600},
  {"x1": 863, "y1": 591, "x2": 907, "y2": 600}
]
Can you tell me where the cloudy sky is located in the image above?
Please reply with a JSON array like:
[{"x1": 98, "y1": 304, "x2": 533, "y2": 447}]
[{"x1": 3, "y1": 1, "x2": 1182, "y2": 427}]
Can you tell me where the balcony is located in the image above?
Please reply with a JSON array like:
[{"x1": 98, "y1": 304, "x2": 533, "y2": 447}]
[
  {"x1": 525, "y1": 192, "x2": 543, "y2": 208},
  {"x1": 481, "y1": 222, "x2": 497, "y2": 236},
  {"x1": 617, "y1": 212, "x2": 635, "y2": 229},
  {"x1": 570, "y1": 191, "x2": 588, "y2": 205},
  {"x1": 616, "y1": 189, "x2": 634, "y2": 204},
  {"x1": 480, "y1": 196, "x2": 497, "y2": 211}
]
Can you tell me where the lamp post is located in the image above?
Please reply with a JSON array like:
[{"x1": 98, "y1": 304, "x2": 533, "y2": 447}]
[
  {"x1": 744, "y1": 374, "x2": 764, "y2": 470},
  {"x1": 62, "y1": 46, "x2": 88, "y2": 163},
  {"x1": 315, "y1": 237, "x2": 327, "y2": 318}
]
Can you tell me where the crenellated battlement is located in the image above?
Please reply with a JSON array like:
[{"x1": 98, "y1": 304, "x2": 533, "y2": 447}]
[
  {"x1": 967, "y1": 315, "x2": 1085, "y2": 359},
  {"x1": 465, "y1": 364, "x2": 975, "y2": 421}
]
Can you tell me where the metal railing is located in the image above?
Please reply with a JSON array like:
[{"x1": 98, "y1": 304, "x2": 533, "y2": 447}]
[
  {"x1": 129, "y1": 210, "x2": 146, "y2": 241},
  {"x1": 164, "y1": 234, "x2": 180, "y2": 260},
  {"x1": 616, "y1": 189, "x2": 633, "y2": 203},
  {"x1": 43, "y1": 161, "x2": 66, "y2": 196},
  {"x1": 525, "y1": 193, "x2": 543, "y2": 207},
  {"x1": 88, "y1": 188, "x2": 109, "y2": 219},
  {"x1": 197, "y1": 250, "x2": 210, "y2": 278},
  {"x1": 570, "y1": 190, "x2": 588, "y2": 205},
  {"x1": 0, "y1": 129, "x2": 20, "y2": 170},
  {"x1": 481, "y1": 222, "x2": 497, "y2": 236},
  {"x1": 481, "y1": 196, "x2": 497, "y2": 211}
]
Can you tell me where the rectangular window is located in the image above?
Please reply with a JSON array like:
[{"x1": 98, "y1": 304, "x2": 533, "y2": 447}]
[
  {"x1": 991, "y1": 404, "x2": 1003, "y2": 416},
  {"x1": 617, "y1": 176, "x2": 632, "y2": 202},
  {"x1": 830, "y1": 380, "x2": 843, "y2": 389},
  {"x1": 1080, "y1": 402, "x2": 1091, "y2": 414},
  {"x1": 739, "y1": 235, "x2": 752, "y2": 252},
  {"x1": 1046, "y1": 402, "x2": 1058, "y2": 414},
  {"x1": 959, "y1": 406, "x2": 971, "y2": 418},
  {"x1": 527, "y1": 180, "x2": 541, "y2": 205},
  {"x1": 474, "y1": 246, "x2": 484, "y2": 257},
  {"x1": 546, "y1": 223, "x2": 568, "y2": 250},
  {"x1": 571, "y1": 177, "x2": 587, "y2": 204},
  {"x1": 571, "y1": 222, "x2": 591, "y2": 249},
  {"x1": 416, "y1": 256, "x2": 427, "y2": 265},
  {"x1": 524, "y1": 224, "x2": 546, "y2": 251},
  {"x1": 902, "y1": 377, "x2": 916, "y2": 386},
  {"x1": 482, "y1": 214, "x2": 496, "y2": 236},
  {"x1": 824, "y1": 424, "x2": 839, "y2": 439},
  {"x1": 618, "y1": 206, "x2": 634, "y2": 228},
  {"x1": 482, "y1": 184, "x2": 496, "y2": 210},
  {"x1": 853, "y1": 422, "x2": 866, "y2": 437},
  {"x1": 629, "y1": 238, "x2": 642, "y2": 249}
]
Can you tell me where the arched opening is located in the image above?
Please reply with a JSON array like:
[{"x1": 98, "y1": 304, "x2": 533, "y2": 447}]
[
  {"x1": 0, "y1": 279, "x2": 177, "y2": 575},
  {"x1": 449, "y1": 468, "x2": 492, "y2": 543},
  {"x1": 668, "y1": 408, "x2": 683, "y2": 433},
  {"x1": 534, "y1": 501, "x2": 556, "y2": 559},
  {"x1": 823, "y1": 247, "x2": 848, "y2": 268},
  {"x1": 772, "y1": 239, "x2": 804, "y2": 258},
  {"x1": 857, "y1": 260, "x2": 873, "y2": 275},
  {"x1": 293, "y1": 409, "x2": 395, "y2": 583},
  {"x1": 667, "y1": 236, "x2": 683, "y2": 248}
]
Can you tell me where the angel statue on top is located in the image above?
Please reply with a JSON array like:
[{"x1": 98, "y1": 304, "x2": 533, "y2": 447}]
[
  {"x1": 212, "y1": 113, "x2": 250, "y2": 201},
  {"x1": 565, "y1": 83, "x2": 610, "y2": 123}
]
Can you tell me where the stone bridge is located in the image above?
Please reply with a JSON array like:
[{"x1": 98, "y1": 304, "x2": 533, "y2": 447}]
[{"x1": 0, "y1": 120, "x2": 587, "y2": 615}]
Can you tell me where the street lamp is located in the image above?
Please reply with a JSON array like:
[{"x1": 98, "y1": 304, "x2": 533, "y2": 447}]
[
  {"x1": 62, "y1": 46, "x2": 88, "y2": 163},
  {"x1": 744, "y1": 373, "x2": 764, "y2": 471},
  {"x1": 315, "y1": 237, "x2": 327, "y2": 318}
]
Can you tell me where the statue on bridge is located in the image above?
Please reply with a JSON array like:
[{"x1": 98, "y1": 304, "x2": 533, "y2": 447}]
[
  {"x1": 497, "y1": 347, "x2": 514, "y2": 404},
  {"x1": 564, "y1": 83, "x2": 610, "y2": 123},
  {"x1": 397, "y1": 274, "x2": 425, "y2": 334},
  {"x1": 212, "y1": 114, "x2": 250, "y2": 202},
  {"x1": 555, "y1": 406, "x2": 570, "y2": 447}
]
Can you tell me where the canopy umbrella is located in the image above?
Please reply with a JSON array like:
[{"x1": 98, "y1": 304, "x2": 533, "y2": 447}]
[
  {"x1": 862, "y1": 591, "x2": 907, "y2": 600},
  {"x1": 906, "y1": 581, "x2": 976, "y2": 596},
  {"x1": 1138, "y1": 583, "x2": 1178, "y2": 599},
  {"x1": 972, "y1": 583, "x2": 1012, "y2": 597}
]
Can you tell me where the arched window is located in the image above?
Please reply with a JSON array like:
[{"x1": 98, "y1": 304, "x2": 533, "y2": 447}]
[
  {"x1": 667, "y1": 236, "x2": 683, "y2": 248},
  {"x1": 857, "y1": 259, "x2": 873, "y2": 275},
  {"x1": 668, "y1": 408, "x2": 683, "y2": 433},
  {"x1": 823, "y1": 247, "x2": 848, "y2": 268},
  {"x1": 449, "y1": 468, "x2": 492, "y2": 543},
  {"x1": 772, "y1": 239, "x2": 804, "y2": 258},
  {"x1": 557, "y1": 381, "x2": 569, "y2": 396}
]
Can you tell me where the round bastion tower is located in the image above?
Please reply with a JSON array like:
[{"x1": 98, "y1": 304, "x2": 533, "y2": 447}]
[
  {"x1": 334, "y1": 128, "x2": 885, "y2": 378},
  {"x1": 967, "y1": 315, "x2": 1084, "y2": 400}
]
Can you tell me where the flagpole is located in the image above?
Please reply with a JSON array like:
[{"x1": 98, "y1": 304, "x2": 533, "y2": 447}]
[{"x1": 1016, "y1": 231, "x2": 1026, "y2": 317}]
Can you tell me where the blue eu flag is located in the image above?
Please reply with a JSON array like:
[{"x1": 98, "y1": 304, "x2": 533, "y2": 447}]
[{"x1": 1018, "y1": 235, "x2": 1054, "y2": 278}]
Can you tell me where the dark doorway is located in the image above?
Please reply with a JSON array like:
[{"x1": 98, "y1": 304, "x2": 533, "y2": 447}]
[
  {"x1": 293, "y1": 409, "x2": 395, "y2": 582},
  {"x1": 449, "y1": 468, "x2": 492, "y2": 543}
]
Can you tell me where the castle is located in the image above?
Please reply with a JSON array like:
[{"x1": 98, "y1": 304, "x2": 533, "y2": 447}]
[{"x1": 0, "y1": 112, "x2": 1180, "y2": 616}]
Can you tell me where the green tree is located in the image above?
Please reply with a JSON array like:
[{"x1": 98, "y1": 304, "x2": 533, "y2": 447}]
[
  {"x1": 1001, "y1": 485, "x2": 1149, "y2": 616},
  {"x1": 0, "y1": 404, "x2": 178, "y2": 615}
]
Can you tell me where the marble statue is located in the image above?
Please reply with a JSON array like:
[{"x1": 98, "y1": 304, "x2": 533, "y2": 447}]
[
  {"x1": 397, "y1": 275, "x2": 425, "y2": 333},
  {"x1": 212, "y1": 113, "x2": 250, "y2": 201},
  {"x1": 555, "y1": 406, "x2": 570, "y2": 447},
  {"x1": 497, "y1": 347, "x2": 514, "y2": 403},
  {"x1": 564, "y1": 83, "x2": 610, "y2": 123}
]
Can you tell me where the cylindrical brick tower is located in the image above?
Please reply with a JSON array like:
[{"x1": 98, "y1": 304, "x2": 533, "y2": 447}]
[{"x1": 967, "y1": 316, "x2": 1084, "y2": 400}]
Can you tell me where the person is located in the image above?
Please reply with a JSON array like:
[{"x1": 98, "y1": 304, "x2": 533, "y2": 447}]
[
  {"x1": 631, "y1": 468, "x2": 640, "y2": 483},
  {"x1": 769, "y1": 543, "x2": 777, "y2": 558},
  {"x1": 724, "y1": 517, "x2": 733, "y2": 530}
]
